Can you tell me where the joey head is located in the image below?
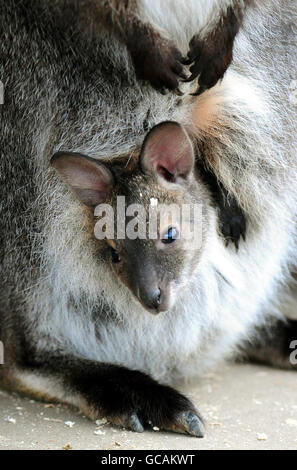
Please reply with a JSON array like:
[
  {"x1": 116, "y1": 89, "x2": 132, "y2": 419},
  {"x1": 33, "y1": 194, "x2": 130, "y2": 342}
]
[{"x1": 52, "y1": 122, "x2": 211, "y2": 315}]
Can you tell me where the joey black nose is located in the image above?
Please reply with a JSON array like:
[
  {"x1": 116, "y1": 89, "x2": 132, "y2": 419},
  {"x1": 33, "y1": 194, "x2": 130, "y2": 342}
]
[
  {"x1": 136, "y1": 277, "x2": 170, "y2": 313},
  {"x1": 151, "y1": 288, "x2": 162, "y2": 310},
  {"x1": 140, "y1": 287, "x2": 163, "y2": 312}
]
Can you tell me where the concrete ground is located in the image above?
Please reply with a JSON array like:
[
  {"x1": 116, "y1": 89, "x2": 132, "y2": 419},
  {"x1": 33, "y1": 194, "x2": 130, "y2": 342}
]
[{"x1": 0, "y1": 362, "x2": 296, "y2": 450}]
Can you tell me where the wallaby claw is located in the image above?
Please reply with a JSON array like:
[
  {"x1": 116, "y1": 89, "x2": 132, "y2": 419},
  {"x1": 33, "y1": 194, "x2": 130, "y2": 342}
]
[
  {"x1": 173, "y1": 88, "x2": 184, "y2": 96},
  {"x1": 178, "y1": 71, "x2": 190, "y2": 80},
  {"x1": 126, "y1": 412, "x2": 144, "y2": 433},
  {"x1": 181, "y1": 56, "x2": 194, "y2": 66},
  {"x1": 177, "y1": 410, "x2": 205, "y2": 437},
  {"x1": 165, "y1": 410, "x2": 205, "y2": 438}
]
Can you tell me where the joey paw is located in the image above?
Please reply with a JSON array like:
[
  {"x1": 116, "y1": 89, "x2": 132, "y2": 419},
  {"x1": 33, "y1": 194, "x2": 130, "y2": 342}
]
[{"x1": 221, "y1": 212, "x2": 246, "y2": 250}]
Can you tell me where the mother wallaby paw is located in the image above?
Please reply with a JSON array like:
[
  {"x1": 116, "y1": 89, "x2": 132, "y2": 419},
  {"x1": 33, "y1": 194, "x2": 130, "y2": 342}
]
[
  {"x1": 130, "y1": 33, "x2": 186, "y2": 95},
  {"x1": 84, "y1": 370, "x2": 205, "y2": 437}
]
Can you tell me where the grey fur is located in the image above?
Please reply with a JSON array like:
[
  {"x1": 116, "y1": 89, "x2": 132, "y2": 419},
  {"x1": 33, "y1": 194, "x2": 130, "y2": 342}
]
[{"x1": 0, "y1": 0, "x2": 296, "y2": 431}]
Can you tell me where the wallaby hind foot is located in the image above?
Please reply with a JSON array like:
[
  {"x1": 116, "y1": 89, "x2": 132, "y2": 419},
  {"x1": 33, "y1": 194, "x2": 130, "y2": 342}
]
[{"x1": 4, "y1": 357, "x2": 204, "y2": 437}]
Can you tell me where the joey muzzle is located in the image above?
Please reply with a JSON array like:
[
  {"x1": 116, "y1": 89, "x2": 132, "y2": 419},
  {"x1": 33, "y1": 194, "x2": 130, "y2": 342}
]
[
  {"x1": 138, "y1": 283, "x2": 171, "y2": 315},
  {"x1": 130, "y1": 265, "x2": 171, "y2": 314}
]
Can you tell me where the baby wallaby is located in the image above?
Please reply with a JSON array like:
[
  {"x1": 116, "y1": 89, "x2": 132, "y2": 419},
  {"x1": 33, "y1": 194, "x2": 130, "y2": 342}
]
[{"x1": 52, "y1": 122, "x2": 212, "y2": 318}]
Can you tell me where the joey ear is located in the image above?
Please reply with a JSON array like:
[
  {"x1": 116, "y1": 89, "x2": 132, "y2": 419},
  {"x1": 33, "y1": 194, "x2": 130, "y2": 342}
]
[
  {"x1": 140, "y1": 121, "x2": 195, "y2": 183},
  {"x1": 51, "y1": 152, "x2": 114, "y2": 207}
]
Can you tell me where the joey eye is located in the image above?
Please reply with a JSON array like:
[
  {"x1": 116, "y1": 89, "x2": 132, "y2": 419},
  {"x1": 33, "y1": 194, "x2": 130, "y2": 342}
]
[
  {"x1": 110, "y1": 247, "x2": 121, "y2": 263},
  {"x1": 161, "y1": 227, "x2": 180, "y2": 245}
]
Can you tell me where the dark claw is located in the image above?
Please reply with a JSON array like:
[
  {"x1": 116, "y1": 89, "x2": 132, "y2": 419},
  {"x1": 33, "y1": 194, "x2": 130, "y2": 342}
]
[
  {"x1": 176, "y1": 411, "x2": 205, "y2": 438},
  {"x1": 174, "y1": 50, "x2": 184, "y2": 64},
  {"x1": 171, "y1": 61, "x2": 185, "y2": 75},
  {"x1": 183, "y1": 44, "x2": 200, "y2": 65},
  {"x1": 190, "y1": 85, "x2": 208, "y2": 96},
  {"x1": 173, "y1": 88, "x2": 184, "y2": 96},
  {"x1": 182, "y1": 72, "x2": 199, "y2": 83},
  {"x1": 125, "y1": 412, "x2": 144, "y2": 433},
  {"x1": 163, "y1": 410, "x2": 205, "y2": 437},
  {"x1": 181, "y1": 56, "x2": 194, "y2": 66},
  {"x1": 178, "y1": 71, "x2": 190, "y2": 80},
  {"x1": 159, "y1": 87, "x2": 169, "y2": 95}
]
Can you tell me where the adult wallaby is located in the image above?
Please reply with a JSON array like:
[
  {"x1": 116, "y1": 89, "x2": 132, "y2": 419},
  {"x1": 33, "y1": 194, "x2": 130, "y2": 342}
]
[{"x1": 0, "y1": 0, "x2": 296, "y2": 436}]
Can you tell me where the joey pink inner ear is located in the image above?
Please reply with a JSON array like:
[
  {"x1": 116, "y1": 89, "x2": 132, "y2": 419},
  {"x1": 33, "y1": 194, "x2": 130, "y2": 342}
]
[
  {"x1": 51, "y1": 152, "x2": 114, "y2": 207},
  {"x1": 140, "y1": 122, "x2": 194, "y2": 182}
]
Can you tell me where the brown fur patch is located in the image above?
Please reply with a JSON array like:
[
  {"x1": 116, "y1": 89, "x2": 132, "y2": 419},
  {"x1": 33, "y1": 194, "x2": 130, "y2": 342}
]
[
  {"x1": 1, "y1": 372, "x2": 59, "y2": 403},
  {"x1": 190, "y1": 86, "x2": 224, "y2": 138}
]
